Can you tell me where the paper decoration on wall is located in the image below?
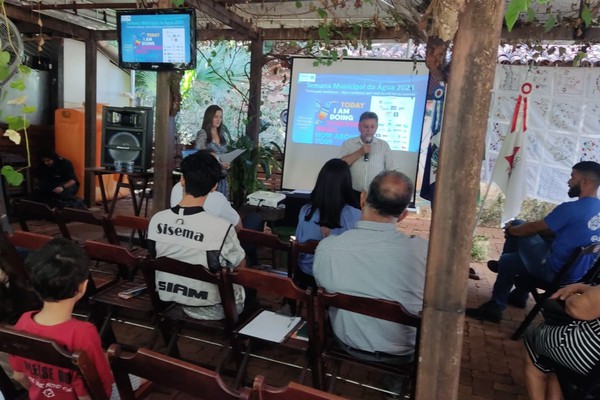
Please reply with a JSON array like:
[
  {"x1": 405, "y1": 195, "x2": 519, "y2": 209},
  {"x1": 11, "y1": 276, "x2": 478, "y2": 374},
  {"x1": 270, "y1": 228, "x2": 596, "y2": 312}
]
[
  {"x1": 485, "y1": 65, "x2": 600, "y2": 206},
  {"x1": 554, "y1": 68, "x2": 585, "y2": 95}
]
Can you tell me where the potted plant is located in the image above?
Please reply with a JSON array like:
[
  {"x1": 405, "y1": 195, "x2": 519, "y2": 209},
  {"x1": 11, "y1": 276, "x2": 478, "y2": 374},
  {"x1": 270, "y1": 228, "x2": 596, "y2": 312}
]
[{"x1": 226, "y1": 133, "x2": 281, "y2": 209}]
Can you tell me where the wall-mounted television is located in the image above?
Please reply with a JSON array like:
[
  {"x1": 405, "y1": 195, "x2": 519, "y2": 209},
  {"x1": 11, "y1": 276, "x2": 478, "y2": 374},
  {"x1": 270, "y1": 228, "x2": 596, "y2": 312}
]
[{"x1": 117, "y1": 8, "x2": 196, "y2": 71}]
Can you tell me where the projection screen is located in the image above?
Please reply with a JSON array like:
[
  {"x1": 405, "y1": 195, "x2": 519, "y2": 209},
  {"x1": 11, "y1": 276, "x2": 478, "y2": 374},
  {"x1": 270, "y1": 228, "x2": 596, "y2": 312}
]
[{"x1": 281, "y1": 57, "x2": 430, "y2": 192}]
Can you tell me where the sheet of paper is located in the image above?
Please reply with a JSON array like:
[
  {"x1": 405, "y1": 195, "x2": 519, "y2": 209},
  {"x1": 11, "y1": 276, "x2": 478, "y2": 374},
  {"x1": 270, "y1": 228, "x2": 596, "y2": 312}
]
[
  {"x1": 219, "y1": 149, "x2": 245, "y2": 163},
  {"x1": 238, "y1": 310, "x2": 301, "y2": 343}
]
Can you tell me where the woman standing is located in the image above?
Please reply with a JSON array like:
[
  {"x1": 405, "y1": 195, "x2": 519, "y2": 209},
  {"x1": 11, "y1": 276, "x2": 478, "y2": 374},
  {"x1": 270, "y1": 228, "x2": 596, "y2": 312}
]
[
  {"x1": 195, "y1": 105, "x2": 229, "y2": 198},
  {"x1": 294, "y1": 158, "x2": 361, "y2": 289}
]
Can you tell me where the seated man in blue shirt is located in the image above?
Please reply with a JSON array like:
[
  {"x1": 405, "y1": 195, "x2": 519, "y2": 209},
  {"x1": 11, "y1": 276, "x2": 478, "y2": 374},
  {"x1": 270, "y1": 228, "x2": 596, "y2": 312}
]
[{"x1": 467, "y1": 161, "x2": 600, "y2": 323}]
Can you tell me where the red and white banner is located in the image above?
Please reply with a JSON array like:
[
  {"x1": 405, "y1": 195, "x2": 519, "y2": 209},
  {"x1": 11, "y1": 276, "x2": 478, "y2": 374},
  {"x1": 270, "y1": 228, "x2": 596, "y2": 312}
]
[{"x1": 491, "y1": 82, "x2": 532, "y2": 223}]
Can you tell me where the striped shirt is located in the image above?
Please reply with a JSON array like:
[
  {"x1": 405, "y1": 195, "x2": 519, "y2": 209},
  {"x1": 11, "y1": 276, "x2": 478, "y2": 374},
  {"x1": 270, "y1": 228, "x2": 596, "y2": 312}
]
[
  {"x1": 340, "y1": 136, "x2": 398, "y2": 192},
  {"x1": 525, "y1": 318, "x2": 600, "y2": 376}
]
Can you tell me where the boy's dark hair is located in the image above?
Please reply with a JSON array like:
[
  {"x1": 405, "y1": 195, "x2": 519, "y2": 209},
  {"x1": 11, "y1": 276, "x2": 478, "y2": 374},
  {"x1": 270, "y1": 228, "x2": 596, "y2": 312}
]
[
  {"x1": 26, "y1": 238, "x2": 89, "y2": 302},
  {"x1": 366, "y1": 170, "x2": 414, "y2": 218},
  {"x1": 573, "y1": 161, "x2": 600, "y2": 184},
  {"x1": 180, "y1": 150, "x2": 222, "y2": 198}
]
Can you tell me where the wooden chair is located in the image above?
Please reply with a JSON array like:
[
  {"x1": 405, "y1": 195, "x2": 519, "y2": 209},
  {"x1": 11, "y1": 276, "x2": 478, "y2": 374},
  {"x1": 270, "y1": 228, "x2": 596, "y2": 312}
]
[
  {"x1": 290, "y1": 238, "x2": 320, "y2": 284},
  {"x1": 512, "y1": 243, "x2": 600, "y2": 340},
  {"x1": 237, "y1": 228, "x2": 293, "y2": 277},
  {"x1": 12, "y1": 199, "x2": 60, "y2": 235},
  {"x1": 0, "y1": 231, "x2": 43, "y2": 323},
  {"x1": 0, "y1": 325, "x2": 109, "y2": 400},
  {"x1": 54, "y1": 207, "x2": 120, "y2": 245},
  {"x1": 4, "y1": 233, "x2": 119, "y2": 313},
  {"x1": 8, "y1": 230, "x2": 54, "y2": 251},
  {"x1": 140, "y1": 257, "x2": 241, "y2": 361},
  {"x1": 109, "y1": 214, "x2": 149, "y2": 253},
  {"x1": 108, "y1": 344, "x2": 252, "y2": 400},
  {"x1": 315, "y1": 288, "x2": 421, "y2": 396},
  {"x1": 85, "y1": 241, "x2": 149, "y2": 343},
  {"x1": 226, "y1": 268, "x2": 317, "y2": 388},
  {"x1": 252, "y1": 375, "x2": 346, "y2": 400}
]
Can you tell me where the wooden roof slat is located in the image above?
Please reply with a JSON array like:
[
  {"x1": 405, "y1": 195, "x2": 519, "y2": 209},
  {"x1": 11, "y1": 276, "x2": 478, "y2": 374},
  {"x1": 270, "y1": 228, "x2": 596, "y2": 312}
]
[
  {"x1": 5, "y1": 3, "x2": 92, "y2": 39},
  {"x1": 185, "y1": 0, "x2": 258, "y2": 39}
]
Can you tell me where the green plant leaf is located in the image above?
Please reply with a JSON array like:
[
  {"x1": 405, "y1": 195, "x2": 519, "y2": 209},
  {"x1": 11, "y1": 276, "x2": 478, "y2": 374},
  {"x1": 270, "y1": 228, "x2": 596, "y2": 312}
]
[
  {"x1": 17, "y1": 65, "x2": 31, "y2": 74},
  {"x1": 0, "y1": 66, "x2": 10, "y2": 82},
  {"x1": 544, "y1": 13, "x2": 556, "y2": 32},
  {"x1": 0, "y1": 51, "x2": 10, "y2": 67},
  {"x1": 1, "y1": 166, "x2": 24, "y2": 186},
  {"x1": 22, "y1": 105, "x2": 37, "y2": 114},
  {"x1": 171, "y1": 0, "x2": 185, "y2": 6},
  {"x1": 505, "y1": 0, "x2": 529, "y2": 32},
  {"x1": 582, "y1": 6, "x2": 592, "y2": 27},
  {"x1": 527, "y1": 7, "x2": 535, "y2": 22},
  {"x1": 295, "y1": 0, "x2": 302, "y2": 8},
  {"x1": 317, "y1": 8, "x2": 327, "y2": 18},
  {"x1": 9, "y1": 79, "x2": 26, "y2": 91},
  {"x1": 6, "y1": 115, "x2": 29, "y2": 131}
]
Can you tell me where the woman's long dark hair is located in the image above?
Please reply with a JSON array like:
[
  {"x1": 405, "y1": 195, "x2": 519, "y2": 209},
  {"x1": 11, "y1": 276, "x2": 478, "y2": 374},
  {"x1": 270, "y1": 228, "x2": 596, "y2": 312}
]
[
  {"x1": 202, "y1": 105, "x2": 227, "y2": 145},
  {"x1": 305, "y1": 158, "x2": 358, "y2": 229}
]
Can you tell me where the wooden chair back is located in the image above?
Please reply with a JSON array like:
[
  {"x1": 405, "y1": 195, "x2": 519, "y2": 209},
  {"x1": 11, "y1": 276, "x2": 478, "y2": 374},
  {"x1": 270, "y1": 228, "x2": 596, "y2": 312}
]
[
  {"x1": 140, "y1": 257, "x2": 239, "y2": 356},
  {"x1": 290, "y1": 239, "x2": 320, "y2": 281},
  {"x1": 109, "y1": 214, "x2": 149, "y2": 251},
  {"x1": 252, "y1": 375, "x2": 346, "y2": 400},
  {"x1": 108, "y1": 344, "x2": 252, "y2": 400},
  {"x1": 8, "y1": 230, "x2": 53, "y2": 251},
  {"x1": 227, "y1": 268, "x2": 317, "y2": 387},
  {"x1": 0, "y1": 325, "x2": 109, "y2": 400},
  {"x1": 83, "y1": 240, "x2": 145, "y2": 280},
  {"x1": 237, "y1": 228, "x2": 293, "y2": 276},
  {"x1": 54, "y1": 207, "x2": 119, "y2": 244},
  {"x1": 12, "y1": 199, "x2": 58, "y2": 233},
  {"x1": 315, "y1": 288, "x2": 421, "y2": 393},
  {"x1": 512, "y1": 243, "x2": 600, "y2": 340}
]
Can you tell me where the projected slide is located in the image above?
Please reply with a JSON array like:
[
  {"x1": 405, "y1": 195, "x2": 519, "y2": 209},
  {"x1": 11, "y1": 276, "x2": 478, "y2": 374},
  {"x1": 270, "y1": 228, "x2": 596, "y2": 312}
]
[
  {"x1": 291, "y1": 73, "x2": 428, "y2": 152},
  {"x1": 282, "y1": 58, "x2": 430, "y2": 192},
  {"x1": 120, "y1": 14, "x2": 191, "y2": 64}
]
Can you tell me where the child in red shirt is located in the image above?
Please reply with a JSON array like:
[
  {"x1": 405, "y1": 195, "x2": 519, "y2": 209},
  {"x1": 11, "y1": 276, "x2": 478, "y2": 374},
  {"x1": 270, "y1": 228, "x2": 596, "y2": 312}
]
[{"x1": 9, "y1": 238, "x2": 114, "y2": 399}]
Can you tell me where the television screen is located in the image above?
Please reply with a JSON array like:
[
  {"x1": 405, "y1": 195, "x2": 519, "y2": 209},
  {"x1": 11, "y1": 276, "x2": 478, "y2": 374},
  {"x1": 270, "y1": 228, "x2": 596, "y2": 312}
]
[{"x1": 117, "y1": 8, "x2": 196, "y2": 71}]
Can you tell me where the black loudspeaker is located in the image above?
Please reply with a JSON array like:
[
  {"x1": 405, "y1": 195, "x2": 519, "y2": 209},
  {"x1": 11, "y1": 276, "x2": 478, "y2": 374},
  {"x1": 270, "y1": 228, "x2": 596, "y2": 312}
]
[{"x1": 101, "y1": 106, "x2": 153, "y2": 171}]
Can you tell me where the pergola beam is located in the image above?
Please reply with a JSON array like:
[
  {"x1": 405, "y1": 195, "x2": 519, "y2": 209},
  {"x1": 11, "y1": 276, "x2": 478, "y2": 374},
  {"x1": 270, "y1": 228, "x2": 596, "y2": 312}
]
[
  {"x1": 185, "y1": 0, "x2": 258, "y2": 39},
  {"x1": 25, "y1": 2, "x2": 140, "y2": 10},
  {"x1": 5, "y1": 3, "x2": 92, "y2": 39}
]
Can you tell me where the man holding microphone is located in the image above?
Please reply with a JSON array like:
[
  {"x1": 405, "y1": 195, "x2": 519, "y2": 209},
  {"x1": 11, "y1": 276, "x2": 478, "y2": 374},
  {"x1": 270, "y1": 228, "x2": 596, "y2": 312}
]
[{"x1": 340, "y1": 111, "x2": 399, "y2": 201}]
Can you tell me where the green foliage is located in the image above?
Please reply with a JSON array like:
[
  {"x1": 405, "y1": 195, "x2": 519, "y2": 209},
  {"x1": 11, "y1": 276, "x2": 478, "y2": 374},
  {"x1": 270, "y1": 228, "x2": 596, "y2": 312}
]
[
  {"x1": 471, "y1": 235, "x2": 489, "y2": 262},
  {"x1": 0, "y1": 166, "x2": 23, "y2": 186},
  {"x1": 171, "y1": 0, "x2": 185, "y2": 6},
  {"x1": 226, "y1": 134, "x2": 281, "y2": 209},
  {"x1": 582, "y1": 7, "x2": 592, "y2": 27},
  {"x1": 505, "y1": 0, "x2": 528, "y2": 32},
  {"x1": 5, "y1": 115, "x2": 28, "y2": 131},
  {"x1": 544, "y1": 14, "x2": 556, "y2": 32}
]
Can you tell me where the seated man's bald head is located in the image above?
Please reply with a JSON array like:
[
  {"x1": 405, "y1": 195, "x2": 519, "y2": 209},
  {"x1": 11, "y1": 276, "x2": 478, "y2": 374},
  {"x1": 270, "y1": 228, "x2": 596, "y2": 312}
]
[{"x1": 366, "y1": 171, "x2": 414, "y2": 218}]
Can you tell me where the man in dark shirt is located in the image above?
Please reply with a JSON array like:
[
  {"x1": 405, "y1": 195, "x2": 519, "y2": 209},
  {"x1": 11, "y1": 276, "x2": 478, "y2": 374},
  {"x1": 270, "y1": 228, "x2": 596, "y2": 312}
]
[{"x1": 35, "y1": 150, "x2": 82, "y2": 208}]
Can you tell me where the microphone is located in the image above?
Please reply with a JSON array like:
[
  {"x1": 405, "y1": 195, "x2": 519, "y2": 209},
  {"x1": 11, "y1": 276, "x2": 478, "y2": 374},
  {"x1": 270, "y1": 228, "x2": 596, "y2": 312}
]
[{"x1": 364, "y1": 137, "x2": 372, "y2": 161}]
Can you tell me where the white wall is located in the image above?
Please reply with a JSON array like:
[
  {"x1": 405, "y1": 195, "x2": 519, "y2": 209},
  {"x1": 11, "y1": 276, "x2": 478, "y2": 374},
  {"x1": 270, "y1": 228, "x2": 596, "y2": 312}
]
[{"x1": 62, "y1": 39, "x2": 131, "y2": 108}]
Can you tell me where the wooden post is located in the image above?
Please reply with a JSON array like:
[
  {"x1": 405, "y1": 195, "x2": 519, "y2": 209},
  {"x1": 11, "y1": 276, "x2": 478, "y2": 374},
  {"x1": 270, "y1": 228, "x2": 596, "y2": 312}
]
[
  {"x1": 84, "y1": 37, "x2": 97, "y2": 207},
  {"x1": 151, "y1": 0, "x2": 177, "y2": 216},
  {"x1": 152, "y1": 73, "x2": 175, "y2": 216},
  {"x1": 246, "y1": 33, "x2": 263, "y2": 143},
  {"x1": 415, "y1": 1, "x2": 505, "y2": 399}
]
